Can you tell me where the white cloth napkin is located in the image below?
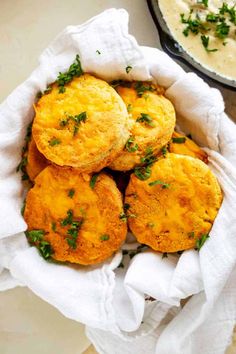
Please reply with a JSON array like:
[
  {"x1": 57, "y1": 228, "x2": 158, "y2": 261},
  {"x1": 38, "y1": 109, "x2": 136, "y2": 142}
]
[{"x1": 0, "y1": 8, "x2": 236, "y2": 354}]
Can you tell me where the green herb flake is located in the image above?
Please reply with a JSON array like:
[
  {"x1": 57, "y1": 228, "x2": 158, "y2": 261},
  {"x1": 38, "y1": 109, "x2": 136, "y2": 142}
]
[
  {"x1": 68, "y1": 188, "x2": 75, "y2": 198},
  {"x1": 126, "y1": 65, "x2": 132, "y2": 74},
  {"x1": 134, "y1": 82, "x2": 155, "y2": 97},
  {"x1": 140, "y1": 147, "x2": 157, "y2": 165},
  {"x1": 125, "y1": 137, "x2": 138, "y2": 152},
  {"x1": 161, "y1": 146, "x2": 167, "y2": 158},
  {"x1": 90, "y1": 173, "x2": 99, "y2": 189},
  {"x1": 197, "y1": 0, "x2": 208, "y2": 7},
  {"x1": 51, "y1": 222, "x2": 57, "y2": 232},
  {"x1": 60, "y1": 118, "x2": 69, "y2": 127},
  {"x1": 26, "y1": 229, "x2": 45, "y2": 243},
  {"x1": 215, "y1": 21, "x2": 230, "y2": 39},
  {"x1": 96, "y1": 50, "x2": 101, "y2": 55},
  {"x1": 57, "y1": 54, "x2": 83, "y2": 93},
  {"x1": 119, "y1": 212, "x2": 127, "y2": 222},
  {"x1": 201, "y1": 35, "x2": 218, "y2": 52},
  {"x1": 100, "y1": 234, "x2": 110, "y2": 241},
  {"x1": 49, "y1": 138, "x2": 61, "y2": 146},
  {"x1": 39, "y1": 241, "x2": 54, "y2": 260},
  {"x1": 147, "y1": 222, "x2": 155, "y2": 228},
  {"x1": 134, "y1": 165, "x2": 152, "y2": 181},
  {"x1": 136, "y1": 113, "x2": 155, "y2": 127},
  {"x1": 206, "y1": 13, "x2": 219, "y2": 22},
  {"x1": 195, "y1": 233, "x2": 210, "y2": 250},
  {"x1": 61, "y1": 209, "x2": 73, "y2": 226},
  {"x1": 66, "y1": 218, "x2": 83, "y2": 249},
  {"x1": 71, "y1": 111, "x2": 87, "y2": 125},
  {"x1": 149, "y1": 180, "x2": 170, "y2": 189},
  {"x1": 172, "y1": 136, "x2": 186, "y2": 144},
  {"x1": 180, "y1": 11, "x2": 208, "y2": 37}
]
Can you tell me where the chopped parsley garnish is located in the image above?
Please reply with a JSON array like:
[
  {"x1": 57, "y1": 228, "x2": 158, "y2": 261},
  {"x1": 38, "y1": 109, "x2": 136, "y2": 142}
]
[
  {"x1": 147, "y1": 222, "x2": 155, "y2": 228},
  {"x1": 60, "y1": 117, "x2": 69, "y2": 127},
  {"x1": 25, "y1": 229, "x2": 53, "y2": 260},
  {"x1": 72, "y1": 112, "x2": 87, "y2": 124},
  {"x1": 195, "y1": 233, "x2": 210, "y2": 250},
  {"x1": 134, "y1": 165, "x2": 151, "y2": 181},
  {"x1": 68, "y1": 188, "x2": 75, "y2": 198},
  {"x1": 59, "y1": 112, "x2": 87, "y2": 136},
  {"x1": 219, "y1": 3, "x2": 236, "y2": 25},
  {"x1": 39, "y1": 241, "x2": 54, "y2": 260},
  {"x1": 136, "y1": 113, "x2": 155, "y2": 127},
  {"x1": 51, "y1": 222, "x2": 57, "y2": 232},
  {"x1": 26, "y1": 229, "x2": 45, "y2": 243},
  {"x1": 134, "y1": 82, "x2": 155, "y2": 97},
  {"x1": 125, "y1": 65, "x2": 132, "y2": 74},
  {"x1": 96, "y1": 50, "x2": 101, "y2": 55},
  {"x1": 161, "y1": 146, "x2": 167, "y2": 157},
  {"x1": 140, "y1": 147, "x2": 157, "y2": 165},
  {"x1": 172, "y1": 136, "x2": 186, "y2": 144},
  {"x1": 66, "y1": 219, "x2": 83, "y2": 249},
  {"x1": 180, "y1": 11, "x2": 208, "y2": 37},
  {"x1": 197, "y1": 0, "x2": 208, "y2": 7},
  {"x1": 206, "y1": 13, "x2": 219, "y2": 22},
  {"x1": 201, "y1": 35, "x2": 218, "y2": 52},
  {"x1": 61, "y1": 209, "x2": 73, "y2": 226},
  {"x1": 215, "y1": 21, "x2": 230, "y2": 39},
  {"x1": 49, "y1": 138, "x2": 61, "y2": 146},
  {"x1": 100, "y1": 234, "x2": 110, "y2": 241},
  {"x1": 134, "y1": 147, "x2": 157, "y2": 181},
  {"x1": 119, "y1": 212, "x2": 127, "y2": 222},
  {"x1": 149, "y1": 180, "x2": 170, "y2": 189},
  {"x1": 90, "y1": 173, "x2": 99, "y2": 189},
  {"x1": 60, "y1": 209, "x2": 83, "y2": 249},
  {"x1": 57, "y1": 54, "x2": 83, "y2": 93},
  {"x1": 125, "y1": 137, "x2": 138, "y2": 152}
]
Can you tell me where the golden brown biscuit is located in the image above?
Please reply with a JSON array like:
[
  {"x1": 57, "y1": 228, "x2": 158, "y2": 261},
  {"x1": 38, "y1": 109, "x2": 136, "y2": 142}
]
[
  {"x1": 24, "y1": 166, "x2": 127, "y2": 265},
  {"x1": 109, "y1": 83, "x2": 176, "y2": 171},
  {"x1": 168, "y1": 131, "x2": 208, "y2": 163},
  {"x1": 26, "y1": 138, "x2": 49, "y2": 181},
  {"x1": 33, "y1": 74, "x2": 129, "y2": 172},
  {"x1": 125, "y1": 153, "x2": 222, "y2": 253}
]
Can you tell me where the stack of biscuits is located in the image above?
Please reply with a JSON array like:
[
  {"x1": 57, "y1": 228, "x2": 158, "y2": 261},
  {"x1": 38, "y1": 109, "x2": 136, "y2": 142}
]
[{"x1": 21, "y1": 64, "x2": 222, "y2": 265}]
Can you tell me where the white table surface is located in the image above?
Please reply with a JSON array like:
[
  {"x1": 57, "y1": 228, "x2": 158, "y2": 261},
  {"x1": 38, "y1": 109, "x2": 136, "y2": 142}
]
[{"x1": 0, "y1": 1, "x2": 235, "y2": 353}]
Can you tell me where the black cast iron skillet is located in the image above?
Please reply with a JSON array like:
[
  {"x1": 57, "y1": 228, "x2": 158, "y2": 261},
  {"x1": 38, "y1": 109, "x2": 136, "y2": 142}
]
[{"x1": 147, "y1": 0, "x2": 236, "y2": 91}]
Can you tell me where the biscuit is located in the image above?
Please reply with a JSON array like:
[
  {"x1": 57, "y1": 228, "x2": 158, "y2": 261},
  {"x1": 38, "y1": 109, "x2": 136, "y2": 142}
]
[
  {"x1": 33, "y1": 74, "x2": 129, "y2": 172},
  {"x1": 24, "y1": 166, "x2": 127, "y2": 265},
  {"x1": 109, "y1": 83, "x2": 176, "y2": 171},
  {"x1": 125, "y1": 153, "x2": 222, "y2": 252},
  {"x1": 168, "y1": 131, "x2": 208, "y2": 163},
  {"x1": 26, "y1": 138, "x2": 49, "y2": 181}
]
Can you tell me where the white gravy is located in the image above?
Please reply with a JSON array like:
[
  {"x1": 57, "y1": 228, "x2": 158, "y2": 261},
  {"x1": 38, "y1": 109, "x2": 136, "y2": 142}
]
[{"x1": 159, "y1": 0, "x2": 236, "y2": 80}]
